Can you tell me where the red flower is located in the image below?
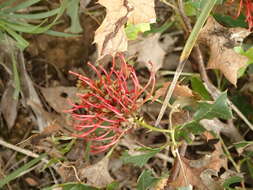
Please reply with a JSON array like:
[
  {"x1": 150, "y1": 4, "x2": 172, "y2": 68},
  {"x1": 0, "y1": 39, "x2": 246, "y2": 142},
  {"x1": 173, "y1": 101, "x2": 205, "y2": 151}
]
[
  {"x1": 66, "y1": 54, "x2": 155, "y2": 154},
  {"x1": 230, "y1": 0, "x2": 253, "y2": 30}
]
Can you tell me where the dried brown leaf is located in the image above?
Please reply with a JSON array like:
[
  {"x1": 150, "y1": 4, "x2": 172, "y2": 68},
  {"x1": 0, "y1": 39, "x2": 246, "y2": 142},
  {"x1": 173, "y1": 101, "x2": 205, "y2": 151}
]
[
  {"x1": 94, "y1": 0, "x2": 156, "y2": 59},
  {"x1": 40, "y1": 86, "x2": 77, "y2": 113},
  {"x1": 128, "y1": 33, "x2": 165, "y2": 72},
  {"x1": 0, "y1": 83, "x2": 18, "y2": 129},
  {"x1": 79, "y1": 157, "x2": 114, "y2": 188},
  {"x1": 199, "y1": 17, "x2": 250, "y2": 86},
  {"x1": 153, "y1": 82, "x2": 193, "y2": 101},
  {"x1": 168, "y1": 132, "x2": 226, "y2": 190}
]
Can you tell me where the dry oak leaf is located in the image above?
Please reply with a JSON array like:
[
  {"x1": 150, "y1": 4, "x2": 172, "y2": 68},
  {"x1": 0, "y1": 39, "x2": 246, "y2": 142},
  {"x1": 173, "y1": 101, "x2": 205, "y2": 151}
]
[
  {"x1": 168, "y1": 132, "x2": 227, "y2": 190},
  {"x1": 199, "y1": 17, "x2": 250, "y2": 86},
  {"x1": 153, "y1": 81, "x2": 193, "y2": 101},
  {"x1": 94, "y1": 0, "x2": 156, "y2": 59},
  {"x1": 79, "y1": 157, "x2": 114, "y2": 188},
  {"x1": 128, "y1": 33, "x2": 166, "y2": 72}
]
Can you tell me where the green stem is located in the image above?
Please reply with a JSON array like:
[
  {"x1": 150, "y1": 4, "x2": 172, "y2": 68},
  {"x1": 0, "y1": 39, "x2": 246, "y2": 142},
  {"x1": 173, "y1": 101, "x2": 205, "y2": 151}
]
[{"x1": 135, "y1": 119, "x2": 172, "y2": 133}]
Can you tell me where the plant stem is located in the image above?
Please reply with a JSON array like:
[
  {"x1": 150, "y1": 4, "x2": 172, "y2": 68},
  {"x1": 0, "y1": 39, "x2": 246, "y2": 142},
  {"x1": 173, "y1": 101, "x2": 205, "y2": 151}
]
[{"x1": 135, "y1": 119, "x2": 172, "y2": 133}]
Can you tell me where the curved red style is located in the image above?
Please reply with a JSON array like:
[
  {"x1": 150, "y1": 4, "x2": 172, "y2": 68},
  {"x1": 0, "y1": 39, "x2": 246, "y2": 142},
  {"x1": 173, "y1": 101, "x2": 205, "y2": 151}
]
[{"x1": 66, "y1": 54, "x2": 155, "y2": 154}]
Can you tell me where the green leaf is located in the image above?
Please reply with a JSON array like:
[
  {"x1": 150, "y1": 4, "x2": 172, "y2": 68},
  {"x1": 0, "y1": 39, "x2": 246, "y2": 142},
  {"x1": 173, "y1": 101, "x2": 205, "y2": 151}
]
[
  {"x1": 231, "y1": 94, "x2": 253, "y2": 120},
  {"x1": 121, "y1": 148, "x2": 160, "y2": 167},
  {"x1": 194, "y1": 92, "x2": 233, "y2": 120},
  {"x1": 143, "y1": 21, "x2": 173, "y2": 36},
  {"x1": 0, "y1": 8, "x2": 60, "y2": 19},
  {"x1": 223, "y1": 176, "x2": 243, "y2": 190},
  {"x1": 137, "y1": 170, "x2": 158, "y2": 190},
  {"x1": 106, "y1": 182, "x2": 119, "y2": 190},
  {"x1": 0, "y1": 154, "x2": 46, "y2": 188},
  {"x1": 66, "y1": 0, "x2": 83, "y2": 33},
  {"x1": 125, "y1": 23, "x2": 150, "y2": 40},
  {"x1": 0, "y1": 23, "x2": 29, "y2": 49},
  {"x1": 42, "y1": 183, "x2": 98, "y2": 190},
  {"x1": 213, "y1": 14, "x2": 247, "y2": 28},
  {"x1": 184, "y1": 2, "x2": 198, "y2": 16},
  {"x1": 191, "y1": 77, "x2": 211, "y2": 100}
]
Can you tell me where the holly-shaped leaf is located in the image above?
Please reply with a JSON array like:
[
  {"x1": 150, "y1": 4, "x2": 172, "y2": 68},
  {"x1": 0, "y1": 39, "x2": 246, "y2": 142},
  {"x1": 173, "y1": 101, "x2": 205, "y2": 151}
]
[
  {"x1": 194, "y1": 92, "x2": 233, "y2": 120},
  {"x1": 121, "y1": 148, "x2": 160, "y2": 167},
  {"x1": 137, "y1": 170, "x2": 159, "y2": 190}
]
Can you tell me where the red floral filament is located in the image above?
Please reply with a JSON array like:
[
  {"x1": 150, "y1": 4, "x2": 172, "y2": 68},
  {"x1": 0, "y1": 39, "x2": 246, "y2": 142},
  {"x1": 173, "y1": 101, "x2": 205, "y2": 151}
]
[
  {"x1": 66, "y1": 54, "x2": 155, "y2": 154},
  {"x1": 230, "y1": 0, "x2": 253, "y2": 30}
]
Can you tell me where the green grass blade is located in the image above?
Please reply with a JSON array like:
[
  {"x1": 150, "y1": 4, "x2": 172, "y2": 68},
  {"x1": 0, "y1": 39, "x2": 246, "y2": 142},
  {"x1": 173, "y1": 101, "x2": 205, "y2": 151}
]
[
  {"x1": 4, "y1": 0, "x2": 41, "y2": 13},
  {"x1": 180, "y1": 0, "x2": 218, "y2": 62},
  {"x1": 0, "y1": 8, "x2": 60, "y2": 19},
  {"x1": 4, "y1": 19, "x2": 50, "y2": 34},
  {"x1": 45, "y1": 30, "x2": 79, "y2": 37},
  {"x1": 0, "y1": 153, "x2": 46, "y2": 188},
  {"x1": 66, "y1": 0, "x2": 83, "y2": 33},
  {"x1": 0, "y1": 24, "x2": 29, "y2": 49},
  {"x1": 155, "y1": 0, "x2": 218, "y2": 127}
]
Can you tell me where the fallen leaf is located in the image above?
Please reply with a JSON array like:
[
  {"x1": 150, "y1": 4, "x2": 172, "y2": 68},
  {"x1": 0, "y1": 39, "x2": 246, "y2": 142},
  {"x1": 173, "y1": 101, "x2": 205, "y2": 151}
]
[
  {"x1": 153, "y1": 82, "x2": 193, "y2": 101},
  {"x1": 0, "y1": 82, "x2": 18, "y2": 129},
  {"x1": 199, "y1": 17, "x2": 250, "y2": 86},
  {"x1": 79, "y1": 157, "x2": 114, "y2": 188},
  {"x1": 40, "y1": 86, "x2": 77, "y2": 113},
  {"x1": 94, "y1": 0, "x2": 156, "y2": 59},
  {"x1": 168, "y1": 132, "x2": 226, "y2": 190},
  {"x1": 0, "y1": 37, "x2": 19, "y2": 129},
  {"x1": 127, "y1": 0, "x2": 156, "y2": 24},
  {"x1": 128, "y1": 33, "x2": 166, "y2": 72}
]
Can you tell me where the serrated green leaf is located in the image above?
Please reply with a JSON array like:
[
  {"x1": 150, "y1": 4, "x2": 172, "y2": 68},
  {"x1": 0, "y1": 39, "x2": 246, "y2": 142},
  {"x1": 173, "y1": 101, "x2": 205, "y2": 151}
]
[
  {"x1": 121, "y1": 149, "x2": 160, "y2": 167},
  {"x1": 191, "y1": 77, "x2": 211, "y2": 100},
  {"x1": 194, "y1": 92, "x2": 233, "y2": 120},
  {"x1": 137, "y1": 170, "x2": 158, "y2": 190},
  {"x1": 223, "y1": 176, "x2": 243, "y2": 190},
  {"x1": 66, "y1": 0, "x2": 83, "y2": 33}
]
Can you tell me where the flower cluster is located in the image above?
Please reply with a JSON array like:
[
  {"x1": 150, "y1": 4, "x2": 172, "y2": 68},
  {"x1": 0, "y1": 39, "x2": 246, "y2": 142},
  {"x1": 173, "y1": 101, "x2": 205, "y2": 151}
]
[
  {"x1": 230, "y1": 0, "x2": 253, "y2": 30},
  {"x1": 66, "y1": 54, "x2": 155, "y2": 154}
]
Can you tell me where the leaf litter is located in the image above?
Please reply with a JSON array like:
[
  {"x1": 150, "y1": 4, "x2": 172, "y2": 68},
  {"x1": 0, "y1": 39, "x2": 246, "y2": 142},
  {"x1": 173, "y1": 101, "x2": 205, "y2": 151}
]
[{"x1": 1, "y1": 1, "x2": 253, "y2": 190}]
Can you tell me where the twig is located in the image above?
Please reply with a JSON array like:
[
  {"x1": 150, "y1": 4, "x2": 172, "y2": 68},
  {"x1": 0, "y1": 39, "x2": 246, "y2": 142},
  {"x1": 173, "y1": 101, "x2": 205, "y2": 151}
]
[{"x1": 0, "y1": 139, "x2": 42, "y2": 160}]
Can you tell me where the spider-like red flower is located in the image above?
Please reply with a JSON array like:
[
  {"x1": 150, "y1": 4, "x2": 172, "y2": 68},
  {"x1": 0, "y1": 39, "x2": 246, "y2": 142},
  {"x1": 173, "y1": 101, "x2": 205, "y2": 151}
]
[
  {"x1": 230, "y1": 0, "x2": 253, "y2": 30},
  {"x1": 66, "y1": 54, "x2": 155, "y2": 154}
]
